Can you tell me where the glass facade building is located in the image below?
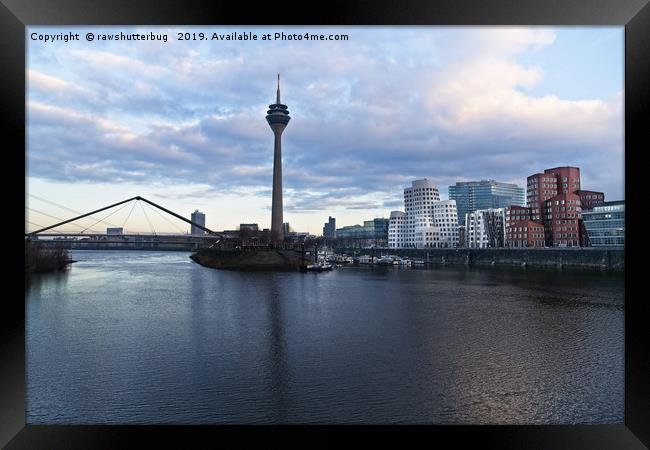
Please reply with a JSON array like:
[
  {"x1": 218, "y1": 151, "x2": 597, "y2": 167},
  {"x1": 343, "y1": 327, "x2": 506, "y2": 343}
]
[
  {"x1": 449, "y1": 180, "x2": 525, "y2": 223},
  {"x1": 582, "y1": 201, "x2": 625, "y2": 247},
  {"x1": 323, "y1": 216, "x2": 336, "y2": 238},
  {"x1": 336, "y1": 218, "x2": 389, "y2": 247}
]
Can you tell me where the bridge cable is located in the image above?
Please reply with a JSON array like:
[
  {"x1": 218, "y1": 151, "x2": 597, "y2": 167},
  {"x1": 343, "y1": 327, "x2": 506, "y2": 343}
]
[
  {"x1": 121, "y1": 200, "x2": 138, "y2": 230},
  {"x1": 27, "y1": 193, "x2": 122, "y2": 228},
  {"x1": 25, "y1": 220, "x2": 67, "y2": 235},
  {"x1": 143, "y1": 201, "x2": 186, "y2": 234},
  {"x1": 26, "y1": 220, "x2": 44, "y2": 229},
  {"x1": 78, "y1": 200, "x2": 133, "y2": 234},
  {"x1": 27, "y1": 206, "x2": 100, "y2": 233},
  {"x1": 143, "y1": 201, "x2": 187, "y2": 234},
  {"x1": 138, "y1": 200, "x2": 156, "y2": 236},
  {"x1": 27, "y1": 207, "x2": 103, "y2": 234}
]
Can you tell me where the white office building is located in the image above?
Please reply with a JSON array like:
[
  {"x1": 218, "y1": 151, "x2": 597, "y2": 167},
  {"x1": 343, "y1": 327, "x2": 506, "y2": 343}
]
[
  {"x1": 464, "y1": 208, "x2": 506, "y2": 248},
  {"x1": 106, "y1": 227, "x2": 124, "y2": 236},
  {"x1": 190, "y1": 210, "x2": 206, "y2": 235},
  {"x1": 388, "y1": 211, "x2": 407, "y2": 248},
  {"x1": 388, "y1": 179, "x2": 459, "y2": 248}
]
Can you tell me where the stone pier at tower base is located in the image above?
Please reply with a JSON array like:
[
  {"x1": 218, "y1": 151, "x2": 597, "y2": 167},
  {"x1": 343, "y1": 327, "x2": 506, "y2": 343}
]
[{"x1": 190, "y1": 247, "x2": 308, "y2": 271}]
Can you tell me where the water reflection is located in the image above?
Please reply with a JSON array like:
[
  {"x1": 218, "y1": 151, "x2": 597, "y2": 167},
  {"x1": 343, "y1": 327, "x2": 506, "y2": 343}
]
[
  {"x1": 26, "y1": 250, "x2": 624, "y2": 424},
  {"x1": 262, "y1": 275, "x2": 290, "y2": 421}
]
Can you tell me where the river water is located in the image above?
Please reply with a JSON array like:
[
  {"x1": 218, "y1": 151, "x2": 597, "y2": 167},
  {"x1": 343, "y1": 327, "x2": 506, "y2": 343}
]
[{"x1": 26, "y1": 250, "x2": 624, "y2": 424}]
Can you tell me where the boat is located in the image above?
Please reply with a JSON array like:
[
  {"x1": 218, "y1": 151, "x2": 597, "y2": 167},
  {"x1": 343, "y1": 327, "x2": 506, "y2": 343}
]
[
  {"x1": 305, "y1": 262, "x2": 333, "y2": 272},
  {"x1": 358, "y1": 255, "x2": 373, "y2": 264},
  {"x1": 377, "y1": 256, "x2": 394, "y2": 265},
  {"x1": 412, "y1": 259, "x2": 425, "y2": 265},
  {"x1": 335, "y1": 254, "x2": 354, "y2": 264}
]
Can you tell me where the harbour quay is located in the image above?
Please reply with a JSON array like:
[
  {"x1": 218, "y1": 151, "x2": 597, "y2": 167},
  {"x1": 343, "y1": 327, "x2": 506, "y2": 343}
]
[{"x1": 334, "y1": 247, "x2": 625, "y2": 272}]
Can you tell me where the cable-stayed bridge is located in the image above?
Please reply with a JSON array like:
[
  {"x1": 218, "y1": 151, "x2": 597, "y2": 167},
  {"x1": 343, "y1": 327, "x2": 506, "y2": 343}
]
[{"x1": 25, "y1": 195, "x2": 228, "y2": 251}]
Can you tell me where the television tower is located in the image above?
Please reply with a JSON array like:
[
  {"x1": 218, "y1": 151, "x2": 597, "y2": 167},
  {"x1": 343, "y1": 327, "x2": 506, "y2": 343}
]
[{"x1": 266, "y1": 74, "x2": 290, "y2": 243}]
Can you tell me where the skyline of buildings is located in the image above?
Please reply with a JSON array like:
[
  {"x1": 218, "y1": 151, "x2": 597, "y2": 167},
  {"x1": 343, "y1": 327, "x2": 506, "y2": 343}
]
[
  {"x1": 25, "y1": 26, "x2": 623, "y2": 236},
  {"x1": 28, "y1": 163, "x2": 624, "y2": 249},
  {"x1": 329, "y1": 165, "x2": 622, "y2": 248}
]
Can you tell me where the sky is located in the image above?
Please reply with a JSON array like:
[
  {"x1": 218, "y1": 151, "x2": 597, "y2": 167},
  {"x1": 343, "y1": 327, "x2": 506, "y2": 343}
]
[{"x1": 26, "y1": 26, "x2": 624, "y2": 235}]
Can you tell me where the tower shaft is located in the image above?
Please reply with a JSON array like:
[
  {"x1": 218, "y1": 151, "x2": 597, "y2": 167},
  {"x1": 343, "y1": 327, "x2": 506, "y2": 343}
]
[{"x1": 271, "y1": 126, "x2": 285, "y2": 241}]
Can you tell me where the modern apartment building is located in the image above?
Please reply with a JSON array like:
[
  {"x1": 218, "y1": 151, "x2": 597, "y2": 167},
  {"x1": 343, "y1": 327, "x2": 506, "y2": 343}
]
[
  {"x1": 388, "y1": 211, "x2": 407, "y2": 248},
  {"x1": 464, "y1": 208, "x2": 506, "y2": 248},
  {"x1": 545, "y1": 192, "x2": 583, "y2": 247},
  {"x1": 516, "y1": 166, "x2": 607, "y2": 247},
  {"x1": 505, "y1": 205, "x2": 546, "y2": 248},
  {"x1": 388, "y1": 179, "x2": 459, "y2": 248}
]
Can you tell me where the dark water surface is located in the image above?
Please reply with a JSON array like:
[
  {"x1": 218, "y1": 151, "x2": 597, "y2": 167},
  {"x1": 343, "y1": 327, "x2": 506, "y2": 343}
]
[{"x1": 26, "y1": 250, "x2": 624, "y2": 424}]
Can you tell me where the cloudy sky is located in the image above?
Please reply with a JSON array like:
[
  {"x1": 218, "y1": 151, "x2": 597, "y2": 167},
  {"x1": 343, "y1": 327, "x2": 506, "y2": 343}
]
[{"x1": 26, "y1": 26, "x2": 623, "y2": 235}]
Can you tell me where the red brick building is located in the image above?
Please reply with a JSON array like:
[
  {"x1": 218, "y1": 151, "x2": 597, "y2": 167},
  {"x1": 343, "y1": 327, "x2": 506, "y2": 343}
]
[
  {"x1": 509, "y1": 166, "x2": 606, "y2": 247},
  {"x1": 545, "y1": 167, "x2": 582, "y2": 194},
  {"x1": 505, "y1": 206, "x2": 545, "y2": 247},
  {"x1": 526, "y1": 172, "x2": 558, "y2": 222},
  {"x1": 544, "y1": 192, "x2": 582, "y2": 247},
  {"x1": 576, "y1": 190, "x2": 605, "y2": 211}
]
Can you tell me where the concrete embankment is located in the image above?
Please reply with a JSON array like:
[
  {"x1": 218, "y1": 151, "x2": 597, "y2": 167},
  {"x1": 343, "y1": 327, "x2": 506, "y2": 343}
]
[
  {"x1": 335, "y1": 248, "x2": 624, "y2": 272},
  {"x1": 190, "y1": 247, "x2": 307, "y2": 271}
]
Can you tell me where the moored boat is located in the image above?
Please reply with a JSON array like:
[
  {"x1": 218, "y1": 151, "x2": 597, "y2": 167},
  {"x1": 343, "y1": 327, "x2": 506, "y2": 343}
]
[
  {"x1": 359, "y1": 255, "x2": 373, "y2": 264},
  {"x1": 305, "y1": 262, "x2": 333, "y2": 272},
  {"x1": 377, "y1": 256, "x2": 394, "y2": 265}
]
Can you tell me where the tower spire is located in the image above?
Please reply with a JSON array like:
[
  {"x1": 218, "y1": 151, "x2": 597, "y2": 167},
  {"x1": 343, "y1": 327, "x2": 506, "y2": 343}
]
[{"x1": 276, "y1": 73, "x2": 281, "y2": 104}]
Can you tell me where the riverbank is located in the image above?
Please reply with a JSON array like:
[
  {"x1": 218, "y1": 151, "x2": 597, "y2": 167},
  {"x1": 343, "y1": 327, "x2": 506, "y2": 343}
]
[
  {"x1": 334, "y1": 247, "x2": 624, "y2": 272},
  {"x1": 25, "y1": 241, "x2": 74, "y2": 273}
]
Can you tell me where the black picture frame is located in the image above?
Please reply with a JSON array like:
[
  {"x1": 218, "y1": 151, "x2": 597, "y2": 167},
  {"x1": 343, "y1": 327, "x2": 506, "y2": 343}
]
[{"x1": 2, "y1": 0, "x2": 648, "y2": 447}]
